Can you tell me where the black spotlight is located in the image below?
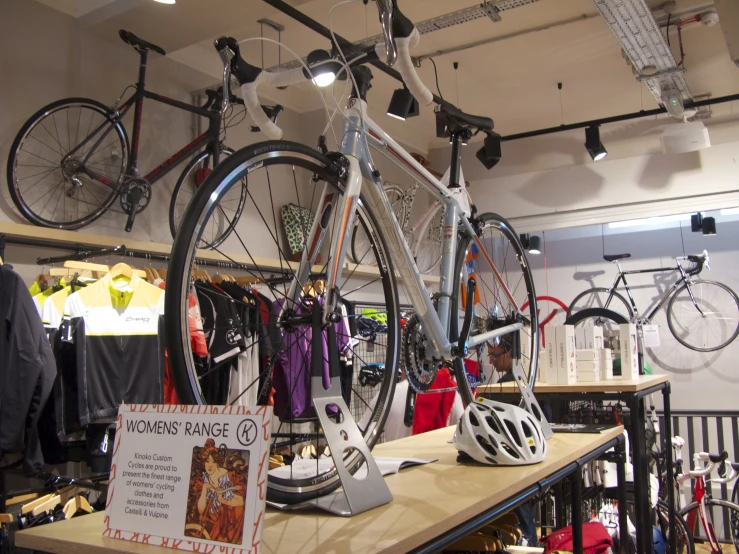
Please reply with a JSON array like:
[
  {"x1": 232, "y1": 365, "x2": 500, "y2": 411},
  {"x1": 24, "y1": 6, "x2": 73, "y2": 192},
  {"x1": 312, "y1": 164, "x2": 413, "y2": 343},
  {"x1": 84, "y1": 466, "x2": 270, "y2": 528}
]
[
  {"x1": 519, "y1": 234, "x2": 542, "y2": 255},
  {"x1": 387, "y1": 87, "x2": 418, "y2": 120},
  {"x1": 476, "y1": 132, "x2": 502, "y2": 170},
  {"x1": 585, "y1": 126, "x2": 608, "y2": 161},
  {"x1": 691, "y1": 212, "x2": 703, "y2": 232},
  {"x1": 702, "y1": 216, "x2": 717, "y2": 236}
]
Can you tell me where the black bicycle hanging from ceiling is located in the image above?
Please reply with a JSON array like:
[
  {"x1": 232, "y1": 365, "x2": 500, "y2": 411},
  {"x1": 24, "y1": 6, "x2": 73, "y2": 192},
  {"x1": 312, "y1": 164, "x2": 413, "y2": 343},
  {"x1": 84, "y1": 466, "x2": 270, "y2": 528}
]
[
  {"x1": 566, "y1": 250, "x2": 739, "y2": 352},
  {"x1": 6, "y1": 30, "x2": 282, "y2": 248}
]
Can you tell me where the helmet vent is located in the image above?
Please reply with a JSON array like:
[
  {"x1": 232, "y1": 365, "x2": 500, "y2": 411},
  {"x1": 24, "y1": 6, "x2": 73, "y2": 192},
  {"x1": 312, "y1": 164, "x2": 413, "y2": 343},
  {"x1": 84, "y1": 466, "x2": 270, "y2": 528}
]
[
  {"x1": 485, "y1": 415, "x2": 501, "y2": 435},
  {"x1": 469, "y1": 410, "x2": 480, "y2": 427},
  {"x1": 504, "y1": 419, "x2": 523, "y2": 448},
  {"x1": 476, "y1": 434, "x2": 497, "y2": 457}
]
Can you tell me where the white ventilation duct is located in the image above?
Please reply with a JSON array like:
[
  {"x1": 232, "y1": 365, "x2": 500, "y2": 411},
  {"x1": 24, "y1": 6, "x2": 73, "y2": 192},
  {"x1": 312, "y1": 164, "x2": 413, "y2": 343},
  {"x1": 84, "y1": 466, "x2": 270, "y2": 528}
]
[{"x1": 591, "y1": 0, "x2": 692, "y2": 119}]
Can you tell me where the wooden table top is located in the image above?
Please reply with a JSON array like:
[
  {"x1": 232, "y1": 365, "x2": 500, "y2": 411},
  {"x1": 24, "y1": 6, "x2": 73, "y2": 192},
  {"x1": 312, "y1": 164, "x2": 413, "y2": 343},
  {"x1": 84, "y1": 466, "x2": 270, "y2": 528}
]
[
  {"x1": 16, "y1": 426, "x2": 623, "y2": 554},
  {"x1": 478, "y1": 373, "x2": 669, "y2": 395}
]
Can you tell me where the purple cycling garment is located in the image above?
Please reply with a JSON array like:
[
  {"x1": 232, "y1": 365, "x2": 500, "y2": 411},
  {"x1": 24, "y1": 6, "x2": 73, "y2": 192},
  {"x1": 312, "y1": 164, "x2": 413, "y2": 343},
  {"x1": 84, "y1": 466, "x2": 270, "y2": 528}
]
[{"x1": 271, "y1": 297, "x2": 349, "y2": 421}]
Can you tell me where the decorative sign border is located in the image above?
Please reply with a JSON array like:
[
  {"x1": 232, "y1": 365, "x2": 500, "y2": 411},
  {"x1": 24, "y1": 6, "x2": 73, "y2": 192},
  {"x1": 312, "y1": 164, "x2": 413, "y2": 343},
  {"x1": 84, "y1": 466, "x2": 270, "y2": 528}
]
[{"x1": 103, "y1": 404, "x2": 272, "y2": 554}]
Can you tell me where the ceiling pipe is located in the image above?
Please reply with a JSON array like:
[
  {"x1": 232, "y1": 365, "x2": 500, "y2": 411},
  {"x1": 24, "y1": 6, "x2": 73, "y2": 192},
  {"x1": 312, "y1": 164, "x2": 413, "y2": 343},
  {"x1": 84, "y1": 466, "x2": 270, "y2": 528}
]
[{"x1": 501, "y1": 93, "x2": 739, "y2": 141}]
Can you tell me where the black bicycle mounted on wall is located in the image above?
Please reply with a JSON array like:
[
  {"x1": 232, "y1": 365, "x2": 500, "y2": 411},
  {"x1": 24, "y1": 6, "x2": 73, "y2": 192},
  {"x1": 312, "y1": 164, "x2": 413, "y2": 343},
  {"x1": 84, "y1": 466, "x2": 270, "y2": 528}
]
[
  {"x1": 6, "y1": 30, "x2": 282, "y2": 248},
  {"x1": 566, "y1": 250, "x2": 739, "y2": 352}
]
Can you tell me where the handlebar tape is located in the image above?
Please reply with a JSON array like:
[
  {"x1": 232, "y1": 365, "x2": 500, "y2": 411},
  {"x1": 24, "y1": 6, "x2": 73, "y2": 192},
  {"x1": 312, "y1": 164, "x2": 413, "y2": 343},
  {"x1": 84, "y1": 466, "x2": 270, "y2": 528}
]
[{"x1": 375, "y1": 28, "x2": 433, "y2": 106}]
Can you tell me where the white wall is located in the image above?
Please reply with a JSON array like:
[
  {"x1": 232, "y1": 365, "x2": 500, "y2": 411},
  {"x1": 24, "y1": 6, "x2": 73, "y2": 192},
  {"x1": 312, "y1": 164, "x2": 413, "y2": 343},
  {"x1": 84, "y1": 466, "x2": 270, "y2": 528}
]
[{"x1": 523, "y1": 216, "x2": 739, "y2": 411}]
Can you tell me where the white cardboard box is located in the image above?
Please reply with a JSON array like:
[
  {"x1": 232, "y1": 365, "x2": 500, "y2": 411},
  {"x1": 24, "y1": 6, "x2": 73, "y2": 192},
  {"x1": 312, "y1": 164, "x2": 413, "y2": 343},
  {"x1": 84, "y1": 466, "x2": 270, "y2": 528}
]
[
  {"x1": 600, "y1": 348, "x2": 614, "y2": 379},
  {"x1": 545, "y1": 326, "x2": 558, "y2": 384},
  {"x1": 577, "y1": 369, "x2": 601, "y2": 382},
  {"x1": 575, "y1": 327, "x2": 604, "y2": 350},
  {"x1": 619, "y1": 323, "x2": 639, "y2": 379},
  {"x1": 576, "y1": 349, "x2": 598, "y2": 361},
  {"x1": 537, "y1": 355, "x2": 548, "y2": 383},
  {"x1": 576, "y1": 360, "x2": 599, "y2": 372},
  {"x1": 555, "y1": 325, "x2": 577, "y2": 385}
]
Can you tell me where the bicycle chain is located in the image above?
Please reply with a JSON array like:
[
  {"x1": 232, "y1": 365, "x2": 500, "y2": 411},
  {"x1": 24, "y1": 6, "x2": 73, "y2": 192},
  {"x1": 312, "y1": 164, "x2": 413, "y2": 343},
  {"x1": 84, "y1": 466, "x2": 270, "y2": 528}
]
[{"x1": 402, "y1": 314, "x2": 440, "y2": 392}]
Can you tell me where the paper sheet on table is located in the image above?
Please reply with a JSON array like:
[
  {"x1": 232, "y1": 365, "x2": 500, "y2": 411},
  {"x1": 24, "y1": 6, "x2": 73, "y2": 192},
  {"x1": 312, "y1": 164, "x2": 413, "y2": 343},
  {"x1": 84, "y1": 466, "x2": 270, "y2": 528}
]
[{"x1": 268, "y1": 456, "x2": 436, "y2": 480}]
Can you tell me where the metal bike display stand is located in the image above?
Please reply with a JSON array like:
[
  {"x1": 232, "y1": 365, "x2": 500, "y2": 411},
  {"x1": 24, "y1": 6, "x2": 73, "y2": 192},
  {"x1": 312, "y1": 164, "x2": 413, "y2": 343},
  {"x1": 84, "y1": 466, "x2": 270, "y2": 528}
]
[{"x1": 280, "y1": 301, "x2": 393, "y2": 516}]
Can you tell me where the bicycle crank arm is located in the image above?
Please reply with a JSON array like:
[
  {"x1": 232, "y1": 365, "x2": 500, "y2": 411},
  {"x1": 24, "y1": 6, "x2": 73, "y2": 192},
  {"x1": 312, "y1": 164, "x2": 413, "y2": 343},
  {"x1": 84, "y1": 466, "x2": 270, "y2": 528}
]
[{"x1": 124, "y1": 187, "x2": 142, "y2": 232}]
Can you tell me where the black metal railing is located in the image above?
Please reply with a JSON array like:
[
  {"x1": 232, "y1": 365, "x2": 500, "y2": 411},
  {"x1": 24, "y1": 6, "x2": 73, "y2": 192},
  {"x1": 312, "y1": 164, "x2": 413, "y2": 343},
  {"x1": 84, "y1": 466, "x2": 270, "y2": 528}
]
[{"x1": 658, "y1": 409, "x2": 739, "y2": 543}]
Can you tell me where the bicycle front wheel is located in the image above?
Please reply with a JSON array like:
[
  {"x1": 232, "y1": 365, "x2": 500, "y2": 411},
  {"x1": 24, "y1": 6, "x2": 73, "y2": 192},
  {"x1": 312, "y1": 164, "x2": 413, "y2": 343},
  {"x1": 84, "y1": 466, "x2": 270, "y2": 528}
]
[
  {"x1": 451, "y1": 213, "x2": 538, "y2": 405},
  {"x1": 667, "y1": 280, "x2": 739, "y2": 352},
  {"x1": 168, "y1": 145, "x2": 246, "y2": 248},
  {"x1": 680, "y1": 498, "x2": 739, "y2": 553},
  {"x1": 656, "y1": 500, "x2": 694, "y2": 554},
  {"x1": 7, "y1": 98, "x2": 128, "y2": 229},
  {"x1": 166, "y1": 141, "x2": 399, "y2": 505}
]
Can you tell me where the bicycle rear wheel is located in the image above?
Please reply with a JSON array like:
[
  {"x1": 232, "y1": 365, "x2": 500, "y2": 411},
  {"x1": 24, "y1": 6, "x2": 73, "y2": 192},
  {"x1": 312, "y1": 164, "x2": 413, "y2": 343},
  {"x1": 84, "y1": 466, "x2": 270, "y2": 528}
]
[
  {"x1": 411, "y1": 204, "x2": 444, "y2": 275},
  {"x1": 567, "y1": 287, "x2": 633, "y2": 320},
  {"x1": 166, "y1": 141, "x2": 399, "y2": 505},
  {"x1": 350, "y1": 183, "x2": 406, "y2": 266},
  {"x1": 656, "y1": 500, "x2": 694, "y2": 554},
  {"x1": 7, "y1": 98, "x2": 128, "y2": 229},
  {"x1": 168, "y1": 145, "x2": 246, "y2": 249},
  {"x1": 451, "y1": 213, "x2": 538, "y2": 405},
  {"x1": 667, "y1": 280, "x2": 739, "y2": 352}
]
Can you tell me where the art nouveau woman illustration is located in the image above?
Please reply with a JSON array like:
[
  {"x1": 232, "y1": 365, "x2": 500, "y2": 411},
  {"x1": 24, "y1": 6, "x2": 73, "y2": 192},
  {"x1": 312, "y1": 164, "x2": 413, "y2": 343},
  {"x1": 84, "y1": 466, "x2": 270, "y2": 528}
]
[{"x1": 185, "y1": 439, "x2": 247, "y2": 545}]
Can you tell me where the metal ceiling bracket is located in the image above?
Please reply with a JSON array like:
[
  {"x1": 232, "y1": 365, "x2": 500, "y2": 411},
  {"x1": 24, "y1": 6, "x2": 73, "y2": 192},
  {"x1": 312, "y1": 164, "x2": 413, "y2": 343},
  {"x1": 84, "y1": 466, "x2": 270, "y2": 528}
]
[{"x1": 257, "y1": 18, "x2": 285, "y2": 33}]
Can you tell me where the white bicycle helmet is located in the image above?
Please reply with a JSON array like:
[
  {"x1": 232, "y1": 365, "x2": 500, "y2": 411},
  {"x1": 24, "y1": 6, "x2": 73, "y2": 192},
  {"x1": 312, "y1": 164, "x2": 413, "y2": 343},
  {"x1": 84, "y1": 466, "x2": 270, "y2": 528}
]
[{"x1": 453, "y1": 398, "x2": 548, "y2": 465}]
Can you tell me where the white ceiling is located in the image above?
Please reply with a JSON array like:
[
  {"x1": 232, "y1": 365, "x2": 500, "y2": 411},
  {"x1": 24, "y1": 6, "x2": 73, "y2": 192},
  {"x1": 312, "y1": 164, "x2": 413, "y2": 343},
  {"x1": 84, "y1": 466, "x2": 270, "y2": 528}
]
[{"x1": 37, "y1": 0, "x2": 739, "y2": 152}]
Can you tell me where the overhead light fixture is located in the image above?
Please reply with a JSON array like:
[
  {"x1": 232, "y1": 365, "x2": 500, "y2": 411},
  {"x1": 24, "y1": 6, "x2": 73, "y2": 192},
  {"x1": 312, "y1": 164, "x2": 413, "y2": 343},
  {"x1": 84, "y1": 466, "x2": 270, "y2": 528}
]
[
  {"x1": 476, "y1": 132, "x2": 502, "y2": 170},
  {"x1": 691, "y1": 213, "x2": 717, "y2": 236},
  {"x1": 304, "y1": 50, "x2": 340, "y2": 88},
  {"x1": 585, "y1": 126, "x2": 607, "y2": 161},
  {"x1": 720, "y1": 207, "x2": 739, "y2": 216},
  {"x1": 519, "y1": 234, "x2": 542, "y2": 255},
  {"x1": 387, "y1": 87, "x2": 418, "y2": 120},
  {"x1": 152, "y1": 0, "x2": 176, "y2": 3}
]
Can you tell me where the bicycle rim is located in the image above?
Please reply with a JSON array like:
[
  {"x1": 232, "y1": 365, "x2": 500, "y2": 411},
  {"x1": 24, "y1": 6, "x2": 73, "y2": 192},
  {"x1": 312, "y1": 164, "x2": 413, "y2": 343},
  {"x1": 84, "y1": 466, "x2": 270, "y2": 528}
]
[
  {"x1": 567, "y1": 287, "x2": 633, "y2": 320},
  {"x1": 451, "y1": 213, "x2": 538, "y2": 405},
  {"x1": 667, "y1": 280, "x2": 739, "y2": 352},
  {"x1": 9, "y1": 99, "x2": 126, "y2": 228},
  {"x1": 350, "y1": 184, "x2": 406, "y2": 266},
  {"x1": 169, "y1": 146, "x2": 246, "y2": 248},
  {"x1": 166, "y1": 141, "x2": 399, "y2": 504}
]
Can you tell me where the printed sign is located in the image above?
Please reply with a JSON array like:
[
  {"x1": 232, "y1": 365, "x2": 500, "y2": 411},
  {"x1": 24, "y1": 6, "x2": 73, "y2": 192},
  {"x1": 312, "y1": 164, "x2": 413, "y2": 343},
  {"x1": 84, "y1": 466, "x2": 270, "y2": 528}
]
[
  {"x1": 104, "y1": 404, "x2": 272, "y2": 553},
  {"x1": 643, "y1": 324, "x2": 661, "y2": 347}
]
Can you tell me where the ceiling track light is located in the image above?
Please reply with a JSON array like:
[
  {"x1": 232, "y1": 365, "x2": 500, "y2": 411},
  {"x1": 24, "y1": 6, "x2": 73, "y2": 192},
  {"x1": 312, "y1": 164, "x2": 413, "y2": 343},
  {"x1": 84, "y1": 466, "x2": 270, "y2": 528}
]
[
  {"x1": 691, "y1": 213, "x2": 717, "y2": 236},
  {"x1": 303, "y1": 50, "x2": 341, "y2": 88},
  {"x1": 387, "y1": 87, "x2": 418, "y2": 120},
  {"x1": 585, "y1": 126, "x2": 608, "y2": 161},
  {"x1": 476, "y1": 132, "x2": 502, "y2": 170},
  {"x1": 519, "y1": 233, "x2": 542, "y2": 255}
]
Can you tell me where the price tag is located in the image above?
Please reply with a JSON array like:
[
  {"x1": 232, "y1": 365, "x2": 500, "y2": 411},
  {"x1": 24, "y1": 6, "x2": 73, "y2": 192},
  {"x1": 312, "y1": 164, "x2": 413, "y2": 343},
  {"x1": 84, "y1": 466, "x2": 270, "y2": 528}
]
[
  {"x1": 643, "y1": 324, "x2": 661, "y2": 347},
  {"x1": 104, "y1": 404, "x2": 272, "y2": 553}
]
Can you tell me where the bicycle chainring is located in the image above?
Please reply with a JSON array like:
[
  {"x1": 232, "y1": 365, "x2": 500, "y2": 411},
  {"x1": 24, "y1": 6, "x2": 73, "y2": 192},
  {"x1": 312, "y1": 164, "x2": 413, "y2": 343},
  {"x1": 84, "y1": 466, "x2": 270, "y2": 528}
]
[
  {"x1": 402, "y1": 314, "x2": 440, "y2": 392},
  {"x1": 119, "y1": 178, "x2": 152, "y2": 214}
]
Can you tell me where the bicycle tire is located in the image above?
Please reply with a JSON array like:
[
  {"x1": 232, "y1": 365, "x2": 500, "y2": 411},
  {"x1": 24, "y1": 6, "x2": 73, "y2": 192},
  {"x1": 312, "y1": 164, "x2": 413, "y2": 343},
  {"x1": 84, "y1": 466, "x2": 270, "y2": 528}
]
[
  {"x1": 680, "y1": 498, "x2": 739, "y2": 553},
  {"x1": 166, "y1": 140, "x2": 399, "y2": 505},
  {"x1": 350, "y1": 183, "x2": 406, "y2": 265},
  {"x1": 168, "y1": 145, "x2": 246, "y2": 248},
  {"x1": 7, "y1": 97, "x2": 128, "y2": 229},
  {"x1": 667, "y1": 280, "x2": 739, "y2": 352},
  {"x1": 567, "y1": 287, "x2": 634, "y2": 320},
  {"x1": 733, "y1": 479, "x2": 739, "y2": 506},
  {"x1": 451, "y1": 212, "x2": 538, "y2": 406},
  {"x1": 656, "y1": 500, "x2": 695, "y2": 554}
]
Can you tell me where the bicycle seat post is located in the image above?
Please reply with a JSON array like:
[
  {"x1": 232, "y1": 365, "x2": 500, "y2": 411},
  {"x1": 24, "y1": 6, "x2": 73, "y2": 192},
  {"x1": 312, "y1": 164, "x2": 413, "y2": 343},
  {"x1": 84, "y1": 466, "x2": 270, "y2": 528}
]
[{"x1": 136, "y1": 50, "x2": 148, "y2": 90}]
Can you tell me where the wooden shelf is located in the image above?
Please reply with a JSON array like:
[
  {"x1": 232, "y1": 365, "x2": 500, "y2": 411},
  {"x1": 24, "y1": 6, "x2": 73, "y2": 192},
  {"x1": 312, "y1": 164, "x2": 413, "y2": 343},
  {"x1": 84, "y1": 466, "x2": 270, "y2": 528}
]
[
  {"x1": 478, "y1": 374, "x2": 669, "y2": 394},
  {"x1": 0, "y1": 221, "x2": 440, "y2": 283}
]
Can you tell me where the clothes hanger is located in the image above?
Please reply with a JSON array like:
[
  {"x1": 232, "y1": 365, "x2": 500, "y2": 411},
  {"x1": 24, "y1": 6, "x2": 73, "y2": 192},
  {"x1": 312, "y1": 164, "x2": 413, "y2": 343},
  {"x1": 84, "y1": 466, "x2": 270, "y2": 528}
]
[
  {"x1": 236, "y1": 275, "x2": 263, "y2": 286},
  {"x1": 30, "y1": 494, "x2": 61, "y2": 517},
  {"x1": 0, "y1": 514, "x2": 12, "y2": 524},
  {"x1": 446, "y1": 532, "x2": 502, "y2": 552},
  {"x1": 106, "y1": 262, "x2": 146, "y2": 279}
]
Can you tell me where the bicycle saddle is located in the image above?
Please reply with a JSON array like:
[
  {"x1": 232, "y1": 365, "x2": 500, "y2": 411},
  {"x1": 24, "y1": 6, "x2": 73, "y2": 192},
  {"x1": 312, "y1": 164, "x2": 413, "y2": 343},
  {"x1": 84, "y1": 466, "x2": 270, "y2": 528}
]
[
  {"x1": 437, "y1": 102, "x2": 494, "y2": 132},
  {"x1": 603, "y1": 253, "x2": 631, "y2": 262},
  {"x1": 119, "y1": 30, "x2": 166, "y2": 56}
]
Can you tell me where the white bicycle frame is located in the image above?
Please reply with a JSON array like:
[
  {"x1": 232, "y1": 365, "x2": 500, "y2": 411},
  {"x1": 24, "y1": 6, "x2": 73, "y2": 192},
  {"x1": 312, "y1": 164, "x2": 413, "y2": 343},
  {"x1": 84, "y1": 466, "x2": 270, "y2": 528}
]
[{"x1": 283, "y1": 98, "x2": 524, "y2": 359}]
